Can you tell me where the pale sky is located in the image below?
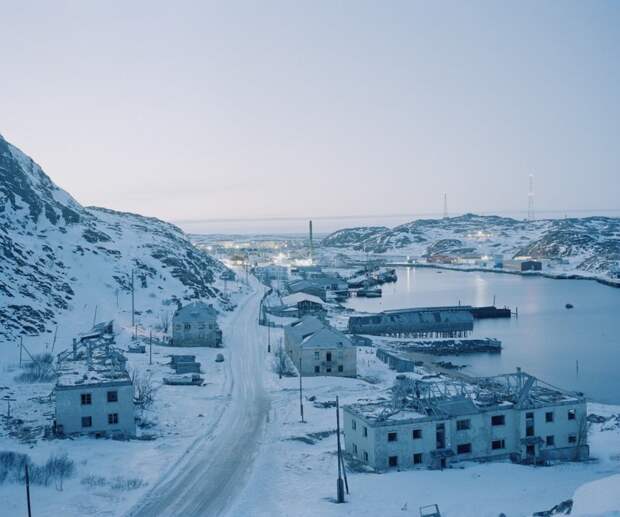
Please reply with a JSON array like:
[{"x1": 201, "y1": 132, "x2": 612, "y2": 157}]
[{"x1": 1, "y1": 1, "x2": 619, "y2": 234}]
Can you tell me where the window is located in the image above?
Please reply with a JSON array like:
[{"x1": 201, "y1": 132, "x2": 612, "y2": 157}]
[
  {"x1": 363, "y1": 451, "x2": 368, "y2": 462},
  {"x1": 198, "y1": 323, "x2": 206, "y2": 330},
  {"x1": 491, "y1": 415, "x2": 505, "y2": 426},
  {"x1": 388, "y1": 432, "x2": 398, "y2": 442},
  {"x1": 81, "y1": 393, "x2": 92, "y2": 405},
  {"x1": 352, "y1": 444, "x2": 358, "y2": 455},
  {"x1": 413, "y1": 453, "x2": 423, "y2": 465},
  {"x1": 568, "y1": 434, "x2": 577, "y2": 444},
  {"x1": 81, "y1": 416, "x2": 92, "y2": 428},
  {"x1": 338, "y1": 365, "x2": 343, "y2": 373},
  {"x1": 412, "y1": 429, "x2": 422, "y2": 439},
  {"x1": 107, "y1": 391, "x2": 118, "y2": 403},
  {"x1": 108, "y1": 413, "x2": 119, "y2": 425},
  {"x1": 363, "y1": 426, "x2": 368, "y2": 437},
  {"x1": 314, "y1": 352, "x2": 320, "y2": 360},
  {"x1": 388, "y1": 456, "x2": 398, "y2": 467},
  {"x1": 326, "y1": 352, "x2": 332, "y2": 362},
  {"x1": 184, "y1": 323, "x2": 191, "y2": 330},
  {"x1": 568, "y1": 409, "x2": 576, "y2": 420},
  {"x1": 352, "y1": 420, "x2": 356, "y2": 430},
  {"x1": 545, "y1": 411, "x2": 554, "y2": 423},
  {"x1": 546, "y1": 435, "x2": 555, "y2": 446},
  {"x1": 457, "y1": 443, "x2": 472, "y2": 454},
  {"x1": 456, "y1": 419, "x2": 471, "y2": 431},
  {"x1": 314, "y1": 366, "x2": 320, "y2": 373},
  {"x1": 326, "y1": 367, "x2": 332, "y2": 373},
  {"x1": 491, "y1": 439, "x2": 505, "y2": 450}
]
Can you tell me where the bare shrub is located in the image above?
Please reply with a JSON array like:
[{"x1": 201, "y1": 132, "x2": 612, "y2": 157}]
[
  {"x1": 131, "y1": 370, "x2": 155, "y2": 410},
  {"x1": 110, "y1": 476, "x2": 146, "y2": 491},
  {"x1": 0, "y1": 451, "x2": 74, "y2": 490},
  {"x1": 81, "y1": 474, "x2": 107, "y2": 488},
  {"x1": 273, "y1": 346, "x2": 296, "y2": 378},
  {"x1": 15, "y1": 353, "x2": 56, "y2": 383}
]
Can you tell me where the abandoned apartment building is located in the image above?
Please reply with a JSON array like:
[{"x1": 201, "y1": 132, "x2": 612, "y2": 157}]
[
  {"x1": 172, "y1": 301, "x2": 222, "y2": 347},
  {"x1": 284, "y1": 316, "x2": 357, "y2": 377},
  {"x1": 54, "y1": 321, "x2": 136, "y2": 437},
  {"x1": 343, "y1": 369, "x2": 588, "y2": 471}
]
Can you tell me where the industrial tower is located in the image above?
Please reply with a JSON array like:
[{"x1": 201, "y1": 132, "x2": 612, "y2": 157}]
[
  {"x1": 309, "y1": 220, "x2": 314, "y2": 264},
  {"x1": 443, "y1": 193, "x2": 448, "y2": 219},
  {"x1": 527, "y1": 174, "x2": 535, "y2": 221}
]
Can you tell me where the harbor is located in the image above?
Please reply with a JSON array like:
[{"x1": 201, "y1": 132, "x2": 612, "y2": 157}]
[{"x1": 345, "y1": 266, "x2": 620, "y2": 404}]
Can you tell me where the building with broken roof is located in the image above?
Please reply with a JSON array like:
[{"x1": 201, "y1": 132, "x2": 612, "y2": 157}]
[
  {"x1": 343, "y1": 369, "x2": 588, "y2": 471},
  {"x1": 54, "y1": 321, "x2": 135, "y2": 437},
  {"x1": 347, "y1": 306, "x2": 474, "y2": 338},
  {"x1": 172, "y1": 301, "x2": 222, "y2": 347},
  {"x1": 284, "y1": 316, "x2": 357, "y2": 377}
]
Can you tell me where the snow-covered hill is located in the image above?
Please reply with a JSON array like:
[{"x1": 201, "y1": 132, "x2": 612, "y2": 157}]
[
  {"x1": 0, "y1": 134, "x2": 227, "y2": 343},
  {"x1": 321, "y1": 213, "x2": 620, "y2": 280}
]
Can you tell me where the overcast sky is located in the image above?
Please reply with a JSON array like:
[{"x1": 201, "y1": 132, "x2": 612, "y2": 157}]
[{"x1": 1, "y1": 1, "x2": 619, "y2": 233}]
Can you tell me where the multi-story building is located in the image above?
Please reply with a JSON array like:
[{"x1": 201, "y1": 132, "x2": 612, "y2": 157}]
[
  {"x1": 54, "y1": 322, "x2": 135, "y2": 437},
  {"x1": 172, "y1": 301, "x2": 222, "y2": 347},
  {"x1": 284, "y1": 316, "x2": 357, "y2": 377},
  {"x1": 343, "y1": 369, "x2": 588, "y2": 471}
]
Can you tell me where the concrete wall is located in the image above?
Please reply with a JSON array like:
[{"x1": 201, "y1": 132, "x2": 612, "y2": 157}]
[
  {"x1": 294, "y1": 346, "x2": 357, "y2": 377},
  {"x1": 55, "y1": 382, "x2": 135, "y2": 436},
  {"x1": 343, "y1": 400, "x2": 587, "y2": 471}
]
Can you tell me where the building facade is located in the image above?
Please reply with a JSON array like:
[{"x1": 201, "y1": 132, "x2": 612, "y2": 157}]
[
  {"x1": 284, "y1": 317, "x2": 357, "y2": 377},
  {"x1": 172, "y1": 301, "x2": 222, "y2": 347},
  {"x1": 343, "y1": 371, "x2": 588, "y2": 471}
]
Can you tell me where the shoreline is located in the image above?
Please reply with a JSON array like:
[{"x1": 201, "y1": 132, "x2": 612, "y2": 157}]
[{"x1": 386, "y1": 261, "x2": 620, "y2": 289}]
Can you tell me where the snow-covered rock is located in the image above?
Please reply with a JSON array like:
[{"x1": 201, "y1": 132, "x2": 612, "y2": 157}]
[{"x1": 0, "y1": 134, "x2": 226, "y2": 341}]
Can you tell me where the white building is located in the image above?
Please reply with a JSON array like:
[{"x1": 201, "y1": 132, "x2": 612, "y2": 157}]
[
  {"x1": 172, "y1": 301, "x2": 222, "y2": 347},
  {"x1": 343, "y1": 370, "x2": 588, "y2": 471},
  {"x1": 54, "y1": 322, "x2": 135, "y2": 437},
  {"x1": 284, "y1": 316, "x2": 357, "y2": 377}
]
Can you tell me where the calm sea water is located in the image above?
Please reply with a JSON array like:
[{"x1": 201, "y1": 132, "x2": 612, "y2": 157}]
[{"x1": 345, "y1": 267, "x2": 620, "y2": 404}]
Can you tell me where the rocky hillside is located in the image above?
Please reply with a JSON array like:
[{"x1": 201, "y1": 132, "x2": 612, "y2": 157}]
[
  {"x1": 0, "y1": 134, "x2": 227, "y2": 342},
  {"x1": 321, "y1": 214, "x2": 620, "y2": 279}
]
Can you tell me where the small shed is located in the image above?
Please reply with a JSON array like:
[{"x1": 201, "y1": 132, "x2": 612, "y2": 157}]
[{"x1": 172, "y1": 301, "x2": 222, "y2": 347}]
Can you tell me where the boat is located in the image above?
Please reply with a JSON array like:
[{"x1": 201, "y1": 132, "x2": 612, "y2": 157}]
[
  {"x1": 565, "y1": 303, "x2": 574, "y2": 309},
  {"x1": 357, "y1": 286, "x2": 382, "y2": 298}
]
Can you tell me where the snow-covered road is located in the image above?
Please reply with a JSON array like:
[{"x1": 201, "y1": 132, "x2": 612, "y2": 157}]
[{"x1": 128, "y1": 277, "x2": 269, "y2": 517}]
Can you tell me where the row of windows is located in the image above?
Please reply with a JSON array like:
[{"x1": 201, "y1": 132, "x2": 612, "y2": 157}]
[
  {"x1": 314, "y1": 365, "x2": 344, "y2": 373},
  {"x1": 81, "y1": 413, "x2": 119, "y2": 428},
  {"x1": 175, "y1": 323, "x2": 217, "y2": 330},
  {"x1": 313, "y1": 351, "x2": 344, "y2": 361},
  {"x1": 387, "y1": 453, "x2": 424, "y2": 467},
  {"x1": 81, "y1": 391, "x2": 118, "y2": 405}
]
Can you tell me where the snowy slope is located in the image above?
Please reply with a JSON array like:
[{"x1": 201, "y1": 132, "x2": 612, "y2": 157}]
[
  {"x1": 321, "y1": 213, "x2": 620, "y2": 279},
  {"x1": 0, "y1": 134, "x2": 227, "y2": 343}
]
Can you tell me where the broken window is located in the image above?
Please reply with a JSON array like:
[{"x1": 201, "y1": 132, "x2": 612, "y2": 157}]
[
  {"x1": 546, "y1": 435, "x2": 555, "y2": 447},
  {"x1": 81, "y1": 393, "x2": 92, "y2": 405},
  {"x1": 491, "y1": 414, "x2": 505, "y2": 426},
  {"x1": 314, "y1": 366, "x2": 320, "y2": 373},
  {"x1": 107, "y1": 391, "x2": 118, "y2": 403},
  {"x1": 338, "y1": 365, "x2": 343, "y2": 372},
  {"x1": 568, "y1": 434, "x2": 577, "y2": 444},
  {"x1": 326, "y1": 352, "x2": 332, "y2": 362},
  {"x1": 388, "y1": 456, "x2": 398, "y2": 467},
  {"x1": 568, "y1": 409, "x2": 576, "y2": 420},
  {"x1": 412, "y1": 429, "x2": 422, "y2": 439},
  {"x1": 456, "y1": 419, "x2": 470, "y2": 431},
  {"x1": 491, "y1": 439, "x2": 505, "y2": 450},
  {"x1": 108, "y1": 413, "x2": 119, "y2": 425},
  {"x1": 545, "y1": 411, "x2": 554, "y2": 423},
  {"x1": 388, "y1": 432, "x2": 398, "y2": 442},
  {"x1": 413, "y1": 453, "x2": 423, "y2": 464},
  {"x1": 81, "y1": 416, "x2": 92, "y2": 428},
  {"x1": 457, "y1": 443, "x2": 472, "y2": 454}
]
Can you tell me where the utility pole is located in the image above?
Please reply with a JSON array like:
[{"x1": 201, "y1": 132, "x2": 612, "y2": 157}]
[
  {"x1": 93, "y1": 305, "x2": 98, "y2": 327},
  {"x1": 299, "y1": 357, "x2": 305, "y2": 423},
  {"x1": 19, "y1": 336, "x2": 23, "y2": 367},
  {"x1": 336, "y1": 395, "x2": 345, "y2": 503},
  {"x1": 149, "y1": 329, "x2": 153, "y2": 366},
  {"x1": 51, "y1": 325, "x2": 58, "y2": 354},
  {"x1": 25, "y1": 463, "x2": 32, "y2": 517},
  {"x1": 131, "y1": 269, "x2": 135, "y2": 339},
  {"x1": 267, "y1": 324, "x2": 271, "y2": 353}
]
